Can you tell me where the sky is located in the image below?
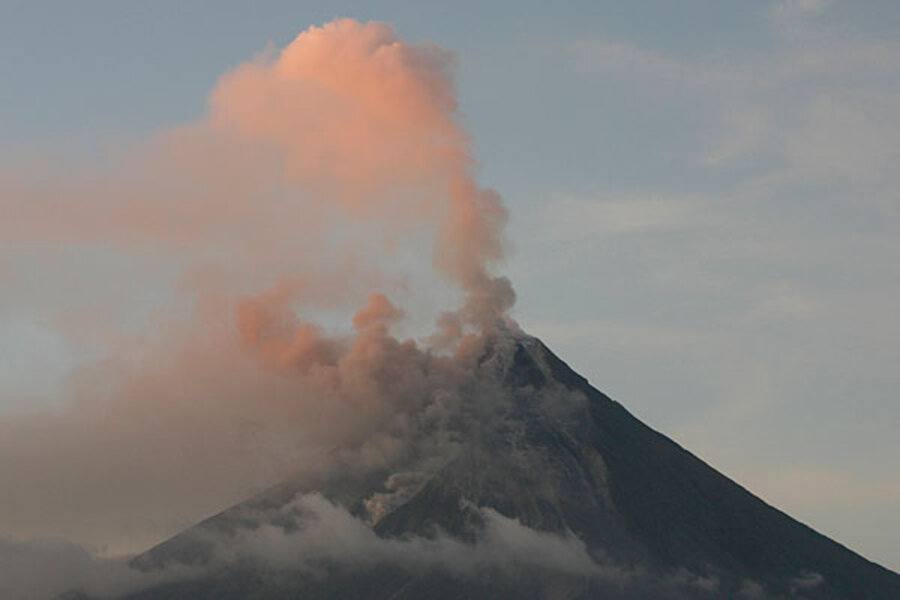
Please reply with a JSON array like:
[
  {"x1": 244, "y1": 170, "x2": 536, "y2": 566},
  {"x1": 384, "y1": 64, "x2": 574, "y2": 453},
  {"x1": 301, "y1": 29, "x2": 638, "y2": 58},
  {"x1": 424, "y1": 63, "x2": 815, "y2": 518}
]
[{"x1": 1, "y1": 0, "x2": 899, "y2": 572}]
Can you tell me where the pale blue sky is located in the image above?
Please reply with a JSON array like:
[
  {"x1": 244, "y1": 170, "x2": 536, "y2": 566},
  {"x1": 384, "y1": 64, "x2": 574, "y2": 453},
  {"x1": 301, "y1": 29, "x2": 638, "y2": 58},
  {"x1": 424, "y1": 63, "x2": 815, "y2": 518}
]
[{"x1": 2, "y1": 0, "x2": 899, "y2": 570}]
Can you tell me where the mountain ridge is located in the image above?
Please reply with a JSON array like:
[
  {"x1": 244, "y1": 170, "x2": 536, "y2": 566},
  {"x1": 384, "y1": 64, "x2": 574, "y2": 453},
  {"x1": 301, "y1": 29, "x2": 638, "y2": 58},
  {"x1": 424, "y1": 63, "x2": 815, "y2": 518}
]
[{"x1": 109, "y1": 332, "x2": 900, "y2": 599}]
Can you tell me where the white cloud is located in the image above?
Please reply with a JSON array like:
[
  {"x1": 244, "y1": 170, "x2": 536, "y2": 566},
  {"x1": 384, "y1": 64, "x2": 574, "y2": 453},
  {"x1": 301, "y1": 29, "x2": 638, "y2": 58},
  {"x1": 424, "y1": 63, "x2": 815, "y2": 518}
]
[
  {"x1": 776, "y1": 0, "x2": 829, "y2": 16},
  {"x1": 216, "y1": 493, "x2": 608, "y2": 578},
  {"x1": 538, "y1": 193, "x2": 721, "y2": 237},
  {"x1": 701, "y1": 109, "x2": 770, "y2": 165},
  {"x1": 785, "y1": 90, "x2": 900, "y2": 184},
  {"x1": 567, "y1": 9, "x2": 900, "y2": 184}
]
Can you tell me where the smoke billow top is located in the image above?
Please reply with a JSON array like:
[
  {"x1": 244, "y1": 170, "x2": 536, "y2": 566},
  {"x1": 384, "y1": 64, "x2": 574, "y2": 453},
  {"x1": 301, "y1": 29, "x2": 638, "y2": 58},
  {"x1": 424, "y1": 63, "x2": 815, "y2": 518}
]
[{"x1": 0, "y1": 18, "x2": 519, "y2": 560}]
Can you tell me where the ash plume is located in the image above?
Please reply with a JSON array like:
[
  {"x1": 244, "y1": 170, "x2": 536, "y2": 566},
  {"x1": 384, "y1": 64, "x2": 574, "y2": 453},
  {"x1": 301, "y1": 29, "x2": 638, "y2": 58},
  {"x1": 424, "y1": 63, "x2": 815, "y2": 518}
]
[
  {"x1": 0, "y1": 19, "x2": 515, "y2": 556},
  {"x1": 3, "y1": 17, "x2": 898, "y2": 600}
]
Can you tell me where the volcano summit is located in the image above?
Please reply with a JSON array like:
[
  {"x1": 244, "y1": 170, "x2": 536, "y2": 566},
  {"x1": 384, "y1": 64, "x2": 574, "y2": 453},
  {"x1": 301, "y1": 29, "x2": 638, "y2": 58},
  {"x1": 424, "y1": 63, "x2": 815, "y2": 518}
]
[{"x1": 90, "y1": 330, "x2": 900, "y2": 600}]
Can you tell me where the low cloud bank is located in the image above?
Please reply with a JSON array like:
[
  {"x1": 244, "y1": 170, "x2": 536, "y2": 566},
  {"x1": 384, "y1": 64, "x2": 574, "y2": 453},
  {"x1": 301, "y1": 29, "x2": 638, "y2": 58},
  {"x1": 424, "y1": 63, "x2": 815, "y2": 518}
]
[
  {"x1": 0, "y1": 494, "x2": 605, "y2": 599},
  {"x1": 3, "y1": 492, "x2": 725, "y2": 600}
]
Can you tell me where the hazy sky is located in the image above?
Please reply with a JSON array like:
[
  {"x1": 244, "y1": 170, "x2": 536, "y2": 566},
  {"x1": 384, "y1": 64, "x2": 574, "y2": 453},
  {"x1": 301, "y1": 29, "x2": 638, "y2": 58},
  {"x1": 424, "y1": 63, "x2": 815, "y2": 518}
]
[{"x1": 1, "y1": 0, "x2": 899, "y2": 571}]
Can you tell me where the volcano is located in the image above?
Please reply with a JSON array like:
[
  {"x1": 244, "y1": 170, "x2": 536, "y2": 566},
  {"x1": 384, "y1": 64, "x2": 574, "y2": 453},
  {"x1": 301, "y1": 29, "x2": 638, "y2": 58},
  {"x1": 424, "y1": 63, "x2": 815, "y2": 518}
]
[{"x1": 96, "y1": 332, "x2": 898, "y2": 599}]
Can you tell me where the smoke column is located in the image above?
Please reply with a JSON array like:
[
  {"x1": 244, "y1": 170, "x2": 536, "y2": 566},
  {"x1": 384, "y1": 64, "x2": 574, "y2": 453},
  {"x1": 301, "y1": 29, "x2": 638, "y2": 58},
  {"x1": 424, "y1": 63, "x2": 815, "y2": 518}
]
[{"x1": 0, "y1": 19, "x2": 516, "y2": 555}]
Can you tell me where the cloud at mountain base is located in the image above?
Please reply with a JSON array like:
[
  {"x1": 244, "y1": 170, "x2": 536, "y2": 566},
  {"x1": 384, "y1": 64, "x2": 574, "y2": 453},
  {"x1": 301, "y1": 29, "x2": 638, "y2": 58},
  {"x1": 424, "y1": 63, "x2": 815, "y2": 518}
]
[{"x1": 1, "y1": 493, "x2": 725, "y2": 600}]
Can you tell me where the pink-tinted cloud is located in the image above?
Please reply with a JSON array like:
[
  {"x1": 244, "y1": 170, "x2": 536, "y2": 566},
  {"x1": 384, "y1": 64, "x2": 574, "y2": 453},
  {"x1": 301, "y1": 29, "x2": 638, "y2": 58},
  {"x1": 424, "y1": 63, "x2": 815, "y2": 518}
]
[{"x1": 0, "y1": 19, "x2": 516, "y2": 554}]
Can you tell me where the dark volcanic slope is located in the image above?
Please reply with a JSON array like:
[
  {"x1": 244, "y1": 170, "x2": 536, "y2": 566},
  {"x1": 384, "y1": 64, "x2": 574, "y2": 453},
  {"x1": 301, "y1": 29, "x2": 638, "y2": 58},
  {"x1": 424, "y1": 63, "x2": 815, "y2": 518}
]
[
  {"x1": 117, "y1": 334, "x2": 900, "y2": 600},
  {"x1": 537, "y1": 340, "x2": 900, "y2": 598}
]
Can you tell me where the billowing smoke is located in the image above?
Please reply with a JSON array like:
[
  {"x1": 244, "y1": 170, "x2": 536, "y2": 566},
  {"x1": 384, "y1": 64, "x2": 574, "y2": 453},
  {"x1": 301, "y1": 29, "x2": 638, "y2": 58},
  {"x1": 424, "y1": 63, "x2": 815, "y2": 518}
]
[
  {"x1": 0, "y1": 18, "x2": 516, "y2": 558},
  {"x1": 205, "y1": 20, "x2": 515, "y2": 326},
  {"x1": 2, "y1": 19, "x2": 513, "y2": 327}
]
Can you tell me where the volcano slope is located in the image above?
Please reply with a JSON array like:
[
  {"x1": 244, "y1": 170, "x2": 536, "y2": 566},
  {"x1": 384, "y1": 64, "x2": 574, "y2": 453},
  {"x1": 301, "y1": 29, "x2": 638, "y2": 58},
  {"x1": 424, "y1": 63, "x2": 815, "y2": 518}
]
[{"x1": 103, "y1": 332, "x2": 899, "y2": 599}]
